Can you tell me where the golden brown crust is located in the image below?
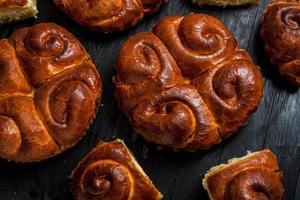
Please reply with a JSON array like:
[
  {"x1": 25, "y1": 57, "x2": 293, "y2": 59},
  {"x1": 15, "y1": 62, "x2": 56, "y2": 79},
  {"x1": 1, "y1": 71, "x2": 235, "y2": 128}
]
[
  {"x1": 203, "y1": 149, "x2": 284, "y2": 200},
  {"x1": 0, "y1": 97, "x2": 59, "y2": 162},
  {"x1": 0, "y1": 23, "x2": 102, "y2": 162},
  {"x1": 260, "y1": 0, "x2": 300, "y2": 86},
  {"x1": 193, "y1": 50, "x2": 263, "y2": 136},
  {"x1": 71, "y1": 140, "x2": 162, "y2": 200},
  {"x1": 192, "y1": 0, "x2": 259, "y2": 7},
  {"x1": 0, "y1": 39, "x2": 32, "y2": 97},
  {"x1": 152, "y1": 15, "x2": 238, "y2": 79},
  {"x1": 0, "y1": 0, "x2": 26, "y2": 9},
  {"x1": 114, "y1": 14, "x2": 263, "y2": 151},
  {"x1": 9, "y1": 23, "x2": 89, "y2": 87},
  {"x1": 54, "y1": 0, "x2": 165, "y2": 33}
]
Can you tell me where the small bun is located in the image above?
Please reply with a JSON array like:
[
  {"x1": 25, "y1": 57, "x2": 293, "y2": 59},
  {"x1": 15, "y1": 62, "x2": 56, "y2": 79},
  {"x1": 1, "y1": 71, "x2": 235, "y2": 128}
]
[
  {"x1": 114, "y1": 14, "x2": 263, "y2": 151},
  {"x1": 54, "y1": 0, "x2": 165, "y2": 33},
  {"x1": 71, "y1": 140, "x2": 162, "y2": 200},
  {"x1": 203, "y1": 149, "x2": 284, "y2": 200},
  {"x1": 9, "y1": 23, "x2": 88, "y2": 86},
  {"x1": 260, "y1": 0, "x2": 300, "y2": 86},
  {"x1": 0, "y1": 23, "x2": 102, "y2": 162}
]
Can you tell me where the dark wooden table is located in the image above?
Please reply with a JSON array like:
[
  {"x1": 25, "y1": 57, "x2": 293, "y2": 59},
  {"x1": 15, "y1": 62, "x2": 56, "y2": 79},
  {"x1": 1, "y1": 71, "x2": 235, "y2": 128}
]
[{"x1": 0, "y1": 0, "x2": 299, "y2": 199}]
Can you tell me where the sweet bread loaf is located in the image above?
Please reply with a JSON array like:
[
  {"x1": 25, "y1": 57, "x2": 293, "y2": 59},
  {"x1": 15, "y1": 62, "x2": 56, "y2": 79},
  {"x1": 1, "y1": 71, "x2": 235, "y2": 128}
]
[
  {"x1": 192, "y1": 0, "x2": 259, "y2": 7},
  {"x1": 71, "y1": 140, "x2": 162, "y2": 200},
  {"x1": 0, "y1": 23, "x2": 102, "y2": 162},
  {"x1": 114, "y1": 14, "x2": 263, "y2": 151},
  {"x1": 260, "y1": 0, "x2": 300, "y2": 86},
  {"x1": 54, "y1": 0, "x2": 165, "y2": 33},
  {"x1": 203, "y1": 149, "x2": 284, "y2": 200},
  {"x1": 0, "y1": 0, "x2": 37, "y2": 25}
]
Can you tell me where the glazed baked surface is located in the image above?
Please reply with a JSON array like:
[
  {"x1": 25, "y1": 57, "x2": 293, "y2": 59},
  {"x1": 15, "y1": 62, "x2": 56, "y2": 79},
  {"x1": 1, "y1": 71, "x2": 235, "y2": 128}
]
[
  {"x1": 260, "y1": 0, "x2": 300, "y2": 86},
  {"x1": 192, "y1": 0, "x2": 259, "y2": 7},
  {"x1": 0, "y1": 0, "x2": 26, "y2": 8},
  {"x1": 54, "y1": 0, "x2": 165, "y2": 32},
  {"x1": 114, "y1": 13, "x2": 263, "y2": 151},
  {"x1": 71, "y1": 140, "x2": 162, "y2": 200},
  {"x1": 0, "y1": 23, "x2": 102, "y2": 162},
  {"x1": 203, "y1": 149, "x2": 284, "y2": 200}
]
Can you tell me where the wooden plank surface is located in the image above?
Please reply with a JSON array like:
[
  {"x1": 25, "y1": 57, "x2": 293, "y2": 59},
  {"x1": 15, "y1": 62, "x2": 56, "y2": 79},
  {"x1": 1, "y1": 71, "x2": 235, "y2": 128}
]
[{"x1": 0, "y1": 0, "x2": 299, "y2": 199}]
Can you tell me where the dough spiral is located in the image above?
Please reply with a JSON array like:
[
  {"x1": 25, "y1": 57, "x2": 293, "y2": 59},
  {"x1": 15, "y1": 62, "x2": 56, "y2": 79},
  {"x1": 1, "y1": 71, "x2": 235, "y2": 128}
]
[
  {"x1": 0, "y1": 23, "x2": 102, "y2": 162},
  {"x1": 54, "y1": 0, "x2": 165, "y2": 33},
  {"x1": 71, "y1": 140, "x2": 162, "y2": 200},
  {"x1": 114, "y1": 14, "x2": 263, "y2": 151},
  {"x1": 260, "y1": 0, "x2": 300, "y2": 86},
  {"x1": 203, "y1": 150, "x2": 284, "y2": 200}
]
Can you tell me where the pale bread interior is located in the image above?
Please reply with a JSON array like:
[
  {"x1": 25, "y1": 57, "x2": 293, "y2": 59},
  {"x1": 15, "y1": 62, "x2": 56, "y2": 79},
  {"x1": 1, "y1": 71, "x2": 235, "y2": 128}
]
[
  {"x1": 0, "y1": 0, "x2": 37, "y2": 25},
  {"x1": 116, "y1": 139, "x2": 163, "y2": 200},
  {"x1": 202, "y1": 150, "x2": 268, "y2": 200}
]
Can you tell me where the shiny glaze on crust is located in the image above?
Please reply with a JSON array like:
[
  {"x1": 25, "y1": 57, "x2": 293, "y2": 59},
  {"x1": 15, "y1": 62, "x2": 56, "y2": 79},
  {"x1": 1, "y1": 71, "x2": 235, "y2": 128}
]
[
  {"x1": 260, "y1": 0, "x2": 300, "y2": 86},
  {"x1": 114, "y1": 14, "x2": 263, "y2": 151},
  {"x1": 71, "y1": 140, "x2": 162, "y2": 200},
  {"x1": 0, "y1": 23, "x2": 102, "y2": 162},
  {"x1": 54, "y1": 0, "x2": 165, "y2": 33},
  {"x1": 0, "y1": 0, "x2": 26, "y2": 8},
  {"x1": 204, "y1": 150, "x2": 284, "y2": 200}
]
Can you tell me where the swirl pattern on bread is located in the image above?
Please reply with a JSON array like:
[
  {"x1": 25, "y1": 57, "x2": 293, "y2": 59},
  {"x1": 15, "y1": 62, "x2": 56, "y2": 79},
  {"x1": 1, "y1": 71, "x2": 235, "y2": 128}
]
[
  {"x1": 114, "y1": 14, "x2": 263, "y2": 151},
  {"x1": 260, "y1": 0, "x2": 300, "y2": 86},
  {"x1": 0, "y1": 23, "x2": 102, "y2": 162},
  {"x1": 71, "y1": 140, "x2": 162, "y2": 200},
  {"x1": 54, "y1": 0, "x2": 165, "y2": 33},
  {"x1": 203, "y1": 149, "x2": 284, "y2": 200}
]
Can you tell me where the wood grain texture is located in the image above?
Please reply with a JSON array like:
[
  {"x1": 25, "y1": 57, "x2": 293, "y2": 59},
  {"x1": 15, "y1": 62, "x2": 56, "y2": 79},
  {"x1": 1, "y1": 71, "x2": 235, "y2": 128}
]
[{"x1": 0, "y1": 0, "x2": 299, "y2": 199}]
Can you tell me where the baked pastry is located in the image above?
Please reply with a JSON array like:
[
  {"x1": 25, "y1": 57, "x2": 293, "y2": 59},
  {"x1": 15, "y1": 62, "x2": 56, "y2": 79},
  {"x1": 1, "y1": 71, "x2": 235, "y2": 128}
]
[
  {"x1": 71, "y1": 140, "x2": 162, "y2": 200},
  {"x1": 260, "y1": 0, "x2": 300, "y2": 86},
  {"x1": 0, "y1": 23, "x2": 102, "y2": 162},
  {"x1": 0, "y1": 0, "x2": 37, "y2": 25},
  {"x1": 203, "y1": 149, "x2": 284, "y2": 200},
  {"x1": 114, "y1": 14, "x2": 263, "y2": 151},
  {"x1": 192, "y1": 0, "x2": 259, "y2": 7},
  {"x1": 54, "y1": 0, "x2": 165, "y2": 33}
]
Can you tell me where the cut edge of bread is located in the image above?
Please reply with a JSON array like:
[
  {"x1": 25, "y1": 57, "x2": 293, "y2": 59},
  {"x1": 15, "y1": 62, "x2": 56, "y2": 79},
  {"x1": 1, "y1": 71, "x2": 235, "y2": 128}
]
[
  {"x1": 0, "y1": 0, "x2": 37, "y2": 25},
  {"x1": 202, "y1": 149, "x2": 270, "y2": 200},
  {"x1": 113, "y1": 139, "x2": 163, "y2": 200}
]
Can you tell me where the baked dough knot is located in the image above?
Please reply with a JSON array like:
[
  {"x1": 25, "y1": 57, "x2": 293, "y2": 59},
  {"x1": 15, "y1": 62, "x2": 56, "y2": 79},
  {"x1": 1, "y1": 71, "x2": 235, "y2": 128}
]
[
  {"x1": 224, "y1": 168, "x2": 284, "y2": 200},
  {"x1": 71, "y1": 140, "x2": 162, "y2": 200},
  {"x1": 203, "y1": 149, "x2": 284, "y2": 200},
  {"x1": 0, "y1": 23, "x2": 102, "y2": 162},
  {"x1": 54, "y1": 0, "x2": 165, "y2": 32},
  {"x1": 114, "y1": 14, "x2": 263, "y2": 151},
  {"x1": 260, "y1": 0, "x2": 300, "y2": 86}
]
